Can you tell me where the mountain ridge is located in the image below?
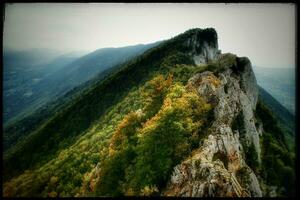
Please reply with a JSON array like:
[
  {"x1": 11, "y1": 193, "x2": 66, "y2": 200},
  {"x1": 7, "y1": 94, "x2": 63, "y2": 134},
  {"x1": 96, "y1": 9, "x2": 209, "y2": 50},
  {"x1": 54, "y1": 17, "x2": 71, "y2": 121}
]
[
  {"x1": 3, "y1": 27, "x2": 219, "y2": 182},
  {"x1": 3, "y1": 28, "x2": 295, "y2": 197}
]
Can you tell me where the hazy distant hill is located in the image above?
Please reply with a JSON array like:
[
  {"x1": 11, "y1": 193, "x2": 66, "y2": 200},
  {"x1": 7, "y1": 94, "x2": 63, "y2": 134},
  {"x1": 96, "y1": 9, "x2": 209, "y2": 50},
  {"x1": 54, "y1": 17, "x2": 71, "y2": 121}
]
[
  {"x1": 34, "y1": 42, "x2": 161, "y2": 105},
  {"x1": 253, "y1": 66, "x2": 295, "y2": 114},
  {"x1": 3, "y1": 49, "x2": 88, "y2": 124},
  {"x1": 3, "y1": 42, "x2": 160, "y2": 125},
  {"x1": 3, "y1": 48, "x2": 65, "y2": 67}
]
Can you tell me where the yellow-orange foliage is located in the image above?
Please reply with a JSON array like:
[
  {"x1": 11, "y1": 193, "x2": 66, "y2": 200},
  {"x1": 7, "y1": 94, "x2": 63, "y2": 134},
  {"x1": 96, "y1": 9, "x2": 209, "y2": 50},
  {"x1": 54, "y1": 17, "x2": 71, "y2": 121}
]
[
  {"x1": 109, "y1": 111, "x2": 141, "y2": 155},
  {"x1": 140, "y1": 185, "x2": 159, "y2": 196},
  {"x1": 148, "y1": 74, "x2": 173, "y2": 95},
  {"x1": 206, "y1": 75, "x2": 221, "y2": 88},
  {"x1": 141, "y1": 83, "x2": 211, "y2": 139}
]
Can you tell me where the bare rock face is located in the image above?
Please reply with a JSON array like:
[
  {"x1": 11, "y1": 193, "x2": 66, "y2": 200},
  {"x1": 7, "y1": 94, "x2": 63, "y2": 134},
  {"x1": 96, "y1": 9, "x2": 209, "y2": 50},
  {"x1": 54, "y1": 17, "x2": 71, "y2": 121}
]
[
  {"x1": 163, "y1": 54, "x2": 262, "y2": 197},
  {"x1": 183, "y1": 28, "x2": 219, "y2": 65},
  {"x1": 191, "y1": 42, "x2": 219, "y2": 65}
]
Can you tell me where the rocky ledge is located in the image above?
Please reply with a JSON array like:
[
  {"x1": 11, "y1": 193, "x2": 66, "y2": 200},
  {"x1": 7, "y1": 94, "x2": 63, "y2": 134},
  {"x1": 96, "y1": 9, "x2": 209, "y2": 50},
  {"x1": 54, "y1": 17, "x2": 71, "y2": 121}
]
[{"x1": 163, "y1": 53, "x2": 262, "y2": 197}]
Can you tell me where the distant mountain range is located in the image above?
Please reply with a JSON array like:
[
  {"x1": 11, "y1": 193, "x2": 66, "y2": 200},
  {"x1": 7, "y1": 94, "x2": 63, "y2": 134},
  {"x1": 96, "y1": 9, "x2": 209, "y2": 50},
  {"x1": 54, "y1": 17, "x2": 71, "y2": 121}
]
[
  {"x1": 3, "y1": 49, "x2": 87, "y2": 124},
  {"x1": 3, "y1": 42, "x2": 161, "y2": 126}
]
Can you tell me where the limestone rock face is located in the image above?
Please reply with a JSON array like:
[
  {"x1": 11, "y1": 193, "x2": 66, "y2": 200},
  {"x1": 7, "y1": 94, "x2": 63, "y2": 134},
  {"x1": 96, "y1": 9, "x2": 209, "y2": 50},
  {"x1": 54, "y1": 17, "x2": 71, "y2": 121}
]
[
  {"x1": 164, "y1": 54, "x2": 262, "y2": 197},
  {"x1": 191, "y1": 42, "x2": 219, "y2": 65},
  {"x1": 183, "y1": 28, "x2": 219, "y2": 65}
]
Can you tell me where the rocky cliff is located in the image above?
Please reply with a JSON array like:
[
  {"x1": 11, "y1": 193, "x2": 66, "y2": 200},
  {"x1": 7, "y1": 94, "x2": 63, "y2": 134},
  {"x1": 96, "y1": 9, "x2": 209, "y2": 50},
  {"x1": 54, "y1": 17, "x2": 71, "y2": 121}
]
[
  {"x1": 163, "y1": 53, "x2": 263, "y2": 197},
  {"x1": 3, "y1": 28, "x2": 294, "y2": 198},
  {"x1": 184, "y1": 28, "x2": 219, "y2": 65}
]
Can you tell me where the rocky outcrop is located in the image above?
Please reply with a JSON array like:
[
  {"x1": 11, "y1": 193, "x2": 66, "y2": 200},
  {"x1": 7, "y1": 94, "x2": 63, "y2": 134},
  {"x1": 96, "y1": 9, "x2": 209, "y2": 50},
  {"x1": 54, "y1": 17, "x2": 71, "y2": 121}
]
[
  {"x1": 183, "y1": 28, "x2": 219, "y2": 65},
  {"x1": 163, "y1": 54, "x2": 262, "y2": 197},
  {"x1": 190, "y1": 41, "x2": 219, "y2": 65}
]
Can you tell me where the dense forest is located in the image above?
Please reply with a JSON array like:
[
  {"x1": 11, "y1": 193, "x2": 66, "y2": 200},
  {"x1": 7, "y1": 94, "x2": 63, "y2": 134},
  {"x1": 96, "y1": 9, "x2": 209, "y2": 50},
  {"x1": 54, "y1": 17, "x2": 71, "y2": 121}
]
[{"x1": 3, "y1": 28, "x2": 295, "y2": 197}]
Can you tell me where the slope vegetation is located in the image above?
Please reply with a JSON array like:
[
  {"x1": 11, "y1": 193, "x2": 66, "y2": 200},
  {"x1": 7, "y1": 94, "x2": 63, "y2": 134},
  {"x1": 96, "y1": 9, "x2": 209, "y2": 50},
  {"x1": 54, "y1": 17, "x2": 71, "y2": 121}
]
[
  {"x1": 3, "y1": 42, "x2": 159, "y2": 152},
  {"x1": 3, "y1": 28, "x2": 294, "y2": 197}
]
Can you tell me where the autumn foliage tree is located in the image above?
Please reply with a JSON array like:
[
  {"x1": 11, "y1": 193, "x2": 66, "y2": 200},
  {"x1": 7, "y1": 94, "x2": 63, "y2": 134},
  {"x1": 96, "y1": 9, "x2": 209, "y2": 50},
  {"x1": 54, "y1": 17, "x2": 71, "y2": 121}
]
[{"x1": 95, "y1": 74, "x2": 212, "y2": 196}]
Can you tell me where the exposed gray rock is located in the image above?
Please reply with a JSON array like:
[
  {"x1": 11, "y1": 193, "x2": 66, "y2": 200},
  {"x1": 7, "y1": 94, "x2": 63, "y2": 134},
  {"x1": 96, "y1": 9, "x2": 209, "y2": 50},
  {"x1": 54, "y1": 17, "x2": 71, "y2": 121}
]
[
  {"x1": 192, "y1": 42, "x2": 219, "y2": 65},
  {"x1": 237, "y1": 57, "x2": 259, "y2": 110},
  {"x1": 164, "y1": 54, "x2": 262, "y2": 197},
  {"x1": 184, "y1": 29, "x2": 219, "y2": 65}
]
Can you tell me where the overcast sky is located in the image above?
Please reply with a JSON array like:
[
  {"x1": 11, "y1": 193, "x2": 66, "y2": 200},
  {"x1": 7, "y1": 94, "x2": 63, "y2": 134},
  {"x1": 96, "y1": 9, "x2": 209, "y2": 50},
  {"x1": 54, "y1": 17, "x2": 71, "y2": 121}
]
[{"x1": 3, "y1": 3, "x2": 295, "y2": 68}]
